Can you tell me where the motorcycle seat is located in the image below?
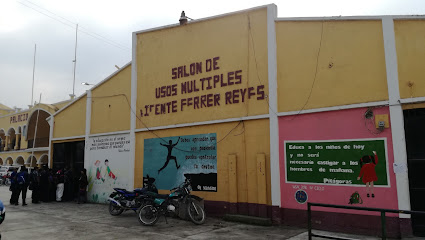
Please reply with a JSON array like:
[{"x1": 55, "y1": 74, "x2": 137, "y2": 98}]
[
  {"x1": 114, "y1": 188, "x2": 129, "y2": 193},
  {"x1": 154, "y1": 194, "x2": 169, "y2": 199}
]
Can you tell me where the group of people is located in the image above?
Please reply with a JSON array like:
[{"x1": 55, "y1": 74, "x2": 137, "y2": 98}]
[{"x1": 9, "y1": 165, "x2": 89, "y2": 205}]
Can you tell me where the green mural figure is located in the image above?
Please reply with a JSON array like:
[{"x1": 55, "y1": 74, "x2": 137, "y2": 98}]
[
  {"x1": 348, "y1": 191, "x2": 363, "y2": 204},
  {"x1": 104, "y1": 159, "x2": 117, "y2": 180},
  {"x1": 357, "y1": 151, "x2": 378, "y2": 198},
  {"x1": 158, "y1": 137, "x2": 181, "y2": 174},
  {"x1": 92, "y1": 194, "x2": 98, "y2": 202}
]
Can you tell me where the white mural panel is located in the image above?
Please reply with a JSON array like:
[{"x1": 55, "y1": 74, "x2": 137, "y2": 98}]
[{"x1": 86, "y1": 133, "x2": 130, "y2": 203}]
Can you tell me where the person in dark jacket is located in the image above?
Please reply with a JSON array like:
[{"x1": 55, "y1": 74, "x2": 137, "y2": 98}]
[
  {"x1": 39, "y1": 165, "x2": 49, "y2": 202},
  {"x1": 29, "y1": 167, "x2": 40, "y2": 203},
  {"x1": 9, "y1": 168, "x2": 18, "y2": 205},
  {"x1": 16, "y1": 166, "x2": 29, "y2": 206},
  {"x1": 78, "y1": 169, "x2": 88, "y2": 204},
  {"x1": 64, "y1": 167, "x2": 74, "y2": 201}
]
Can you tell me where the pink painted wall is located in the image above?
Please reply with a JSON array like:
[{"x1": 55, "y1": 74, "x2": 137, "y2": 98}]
[{"x1": 279, "y1": 107, "x2": 398, "y2": 215}]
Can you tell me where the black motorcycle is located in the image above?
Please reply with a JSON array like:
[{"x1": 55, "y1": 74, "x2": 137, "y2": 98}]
[
  {"x1": 137, "y1": 176, "x2": 206, "y2": 225},
  {"x1": 108, "y1": 175, "x2": 158, "y2": 216}
]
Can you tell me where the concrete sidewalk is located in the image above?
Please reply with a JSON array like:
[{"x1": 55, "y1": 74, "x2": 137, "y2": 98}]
[
  {"x1": 0, "y1": 186, "x2": 409, "y2": 239},
  {"x1": 0, "y1": 186, "x2": 304, "y2": 239}
]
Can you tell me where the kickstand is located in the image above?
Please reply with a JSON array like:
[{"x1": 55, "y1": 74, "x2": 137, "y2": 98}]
[{"x1": 164, "y1": 215, "x2": 168, "y2": 224}]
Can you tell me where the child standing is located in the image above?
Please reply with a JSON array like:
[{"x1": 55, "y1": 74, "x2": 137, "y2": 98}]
[{"x1": 357, "y1": 151, "x2": 378, "y2": 198}]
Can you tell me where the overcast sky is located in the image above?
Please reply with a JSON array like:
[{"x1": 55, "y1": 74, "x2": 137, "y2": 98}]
[{"x1": 1, "y1": 0, "x2": 424, "y2": 110}]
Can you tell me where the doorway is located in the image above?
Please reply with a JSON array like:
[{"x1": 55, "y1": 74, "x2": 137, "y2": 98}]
[
  {"x1": 53, "y1": 141, "x2": 85, "y2": 171},
  {"x1": 403, "y1": 108, "x2": 425, "y2": 236},
  {"x1": 53, "y1": 140, "x2": 85, "y2": 200}
]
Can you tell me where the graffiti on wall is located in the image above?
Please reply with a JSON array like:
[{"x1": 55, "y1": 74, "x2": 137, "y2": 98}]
[
  {"x1": 144, "y1": 133, "x2": 217, "y2": 192},
  {"x1": 87, "y1": 134, "x2": 130, "y2": 203}
]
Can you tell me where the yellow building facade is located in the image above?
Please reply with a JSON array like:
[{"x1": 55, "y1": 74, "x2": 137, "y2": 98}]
[
  {"x1": 48, "y1": 5, "x2": 425, "y2": 237},
  {"x1": 0, "y1": 100, "x2": 70, "y2": 168}
]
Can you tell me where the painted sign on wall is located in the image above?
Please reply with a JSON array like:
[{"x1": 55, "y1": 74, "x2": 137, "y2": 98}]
[
  {"x1": 143, "y1": 133, "x2": 217, "y2": 192},
  {"x1": 10, "y1": 113, "x2": 28, "y2": 123},
  {"x1": 285, "y1": 139, "x2": 389, "y2": 186},
  {"x1": 139, "y1": 57, "x2": 265, "y2": 118},
  {"x1": 86, "y1": 133, "x2": 130, "y2": 203}
]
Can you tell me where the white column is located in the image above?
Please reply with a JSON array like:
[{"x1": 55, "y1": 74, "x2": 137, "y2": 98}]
[
  {"x1": 129, "y1": 32, "x2": 137, "y2": 190},
  {"x1": 382, "y1": 16, "x2": 411, "y2": 216},
  {"x1": 48, "y1": 117, "x2": 53, "y2": 168},
  {"x1": 267, "y1": 4, "x2": 280, "y2": 207},
  {"x1": 84, "y1": 90, "x2": 92, "y2": 171}
]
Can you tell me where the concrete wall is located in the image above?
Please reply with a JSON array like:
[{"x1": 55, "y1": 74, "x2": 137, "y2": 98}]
[
  {"x1": 279, "y1": 107, "x2": 397, "y2": 212},
  {"x1": 276, "y1": 20, "x2": 388, "y2": 112},
  {"x1": 135, "y1": 8, "x2": 269, "y2": 128},
  {"x1": 394, "y1": 20, "x2": 425, "y2": 99},
  {"x1": 134, "y1": 118, "x2": 270, "y2": 214},
  {"x1": 91, "y1": 64, "x2": 131, "y2": 134},
  {"x1": 53, "y1": 96, "x2": 87, "y2": 139}
]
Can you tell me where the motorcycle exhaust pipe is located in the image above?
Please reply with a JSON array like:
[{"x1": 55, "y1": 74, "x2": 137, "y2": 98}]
[{"x1": 108, "y1": 198, "x2": 122, "y2": 207}]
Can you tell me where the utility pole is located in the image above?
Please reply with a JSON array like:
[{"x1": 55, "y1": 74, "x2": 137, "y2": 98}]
[
  {"x1": 71, "y1": 24, "x2": 78, "y2": 98},
  {"x1": 31, "y1": 44, "x2": 36, "y2": 107}
]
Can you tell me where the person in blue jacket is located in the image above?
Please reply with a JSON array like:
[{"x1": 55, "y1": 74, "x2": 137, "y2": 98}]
[{"x1": 15, "y1": 166, "x2": 29, "y2": 206}]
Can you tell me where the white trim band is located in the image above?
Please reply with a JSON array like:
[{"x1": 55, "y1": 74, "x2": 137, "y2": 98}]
[
  {"x1": 134, "y1": 114, "x2": 270, "y2": 133},
  {"x1": 51, "y1": 135, "x2": 86, "y2": 142},
  {"x1": 277, "y1": 101, "x2": 390, "y2": 117},
  {"x1": 276, "y1": 15, "x2": 425, "y2": 22},
  {"x1": 89, "y1": 130, "x2": 130, "y2": 138}
]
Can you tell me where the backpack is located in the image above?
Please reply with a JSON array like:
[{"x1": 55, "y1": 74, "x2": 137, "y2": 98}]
[
  {"x1": 17, "y1": 173, "x2": 25, "y2": 185},
  {"x1": 348, "y1": 191, "x2": 363, "y2": 204}
]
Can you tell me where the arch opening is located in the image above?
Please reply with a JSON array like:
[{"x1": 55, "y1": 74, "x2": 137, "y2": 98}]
[
  {"x1": 7, "y1": 128, "x2": 16, "y2": 151},
  {"x1": 6, "y1": 157, "x2": 13, "y2": 166},
  {"x1": 15, "y1": 156, "x2": 24, "y2": 166},
  {"x1": 27, "y1": 109, "x2": 51, "y2": 148},
  {"x1": 38, "y1": 154, "x2": 48, "y2": 165},
  {"x1": 27, "y1": 155, "x2": 37, "y2": 168}
]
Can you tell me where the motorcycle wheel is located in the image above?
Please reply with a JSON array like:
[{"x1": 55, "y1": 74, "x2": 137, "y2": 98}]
[
  {"x1": 187, "y1": 199, "x2": 206, "y2": 225},
  {"x1": 109, "y1": 201, "x2": 124, "y2": 216},
  {"x1": 138, "y1": 204, "x2": 159, "y2": 226}
]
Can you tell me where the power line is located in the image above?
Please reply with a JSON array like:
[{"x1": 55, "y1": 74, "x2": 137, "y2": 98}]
[
  {"x1": 248, "y1": 16, "x2": 278, "y2": 117},
  {"x1": 286, "y1": 21, "x2": 325, "y2": 121},
  {"x1": 17, "y1": 0, "x2": 131, "y2": 52},
  {"x1": 20, "y1": 0, "x2": 131, "y2": 50}
]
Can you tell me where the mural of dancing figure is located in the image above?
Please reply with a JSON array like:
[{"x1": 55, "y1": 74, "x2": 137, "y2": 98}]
[{"x1": 158, "y1": 137, "x2": 181, "y2": 174}]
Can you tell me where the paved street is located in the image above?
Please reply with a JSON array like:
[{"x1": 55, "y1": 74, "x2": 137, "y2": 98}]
[
  {"x1": 0, "y1": 185, "x2": 306, "y2": 240},
  {"x1": 0, "y1": 186, "x2": 389, "y2": 240}
]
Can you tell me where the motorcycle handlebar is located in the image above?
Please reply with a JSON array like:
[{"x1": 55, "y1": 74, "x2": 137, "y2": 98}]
[{"x1": 170, "y1": 179, "x2": 192, "y2": 192}]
